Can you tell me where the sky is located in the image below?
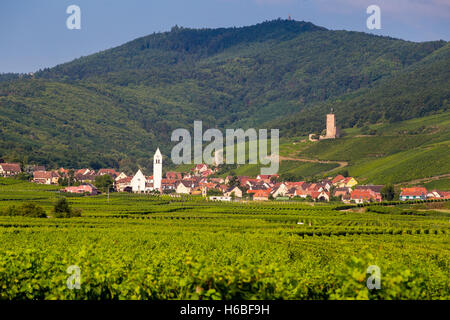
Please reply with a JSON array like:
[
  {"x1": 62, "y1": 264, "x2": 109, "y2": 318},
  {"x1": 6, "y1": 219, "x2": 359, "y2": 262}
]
[{"x1": 1, "y1": 0, "x2": 449, "y2": 73}]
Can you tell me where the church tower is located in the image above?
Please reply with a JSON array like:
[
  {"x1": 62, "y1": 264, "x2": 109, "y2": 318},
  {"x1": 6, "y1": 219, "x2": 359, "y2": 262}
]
[{"x1": 153, "y1": 148, "x2": 162, "y2": 191}]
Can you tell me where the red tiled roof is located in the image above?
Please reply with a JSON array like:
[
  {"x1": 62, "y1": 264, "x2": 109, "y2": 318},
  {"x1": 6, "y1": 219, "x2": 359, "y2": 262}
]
[
  {"x1": 0, "y1": 163, "x2": 21, "y2": 172},
  {"x1": 253, "y1": 189, "x2": 272, "y2": 198},
  {"x1": 97, "y1": 169, "x2": 119, "y2": 176},
  {"x1": 33, "y1": 171, "x2": 58, "y2": 179},
  {"x1": 351, "y1": 189, "x2": 381, "y2": 200},
  {"x1": 332, "y1": 175, "x2": 345, "y2": 183},
  {"x1": 400, "y1": 187, "x2": 427, "y2": 197},
  {"x1": 166, "y1": 172, "x2": 182, "y2": 179},
  {"x1": 286, "y1": 181, "x2": 305, "y2": 187},
  {"x1": 116, "y1": 177, "x2": 132, "y2": 184}
]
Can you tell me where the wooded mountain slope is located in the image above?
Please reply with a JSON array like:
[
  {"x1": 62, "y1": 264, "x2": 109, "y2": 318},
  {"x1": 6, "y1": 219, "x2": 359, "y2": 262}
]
[{"x1": 0, "y1": 19, "x2": 448, "y2": 171}]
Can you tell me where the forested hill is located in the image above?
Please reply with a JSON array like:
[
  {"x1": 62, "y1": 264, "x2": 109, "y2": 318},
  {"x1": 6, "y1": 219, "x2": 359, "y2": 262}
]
[
  {"x1": 271, "y1": 42, "x2": 450, "y2": 136},
  {"x1": 0, "y1": 19, "x2": 448, "y2": 171},
  {"x1": 37, "y1": 20, "x2": 326, "y2": 80}
]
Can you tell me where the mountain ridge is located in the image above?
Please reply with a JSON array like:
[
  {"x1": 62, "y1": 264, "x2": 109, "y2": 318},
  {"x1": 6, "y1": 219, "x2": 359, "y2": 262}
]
[{"x1": 0, "y1": 19, "x2": 448, "y2": 173}]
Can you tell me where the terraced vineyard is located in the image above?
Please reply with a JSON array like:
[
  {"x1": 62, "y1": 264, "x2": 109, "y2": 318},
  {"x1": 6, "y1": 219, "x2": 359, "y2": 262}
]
[{"x1": 0, "y1": 179, "x2": 449, "y2": 299}]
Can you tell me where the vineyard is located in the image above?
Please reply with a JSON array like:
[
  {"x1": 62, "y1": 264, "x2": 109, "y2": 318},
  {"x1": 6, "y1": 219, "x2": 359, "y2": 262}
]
[{"x1": 0, "y1": 179, "x2": 449, "y2": 299}]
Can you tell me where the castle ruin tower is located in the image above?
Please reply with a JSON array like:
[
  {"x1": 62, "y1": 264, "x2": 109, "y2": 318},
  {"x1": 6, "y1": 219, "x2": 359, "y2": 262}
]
[
  {"x1": 153, "y1": 148, "x2": 162, "y2": 192},
  {"x1": 325, "y1": 109, "x2": 338, "y2": 139}
]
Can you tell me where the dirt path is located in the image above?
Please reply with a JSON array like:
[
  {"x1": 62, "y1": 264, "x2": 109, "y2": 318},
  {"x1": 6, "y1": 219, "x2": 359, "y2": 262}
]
[
  {"x1": 394, "y1": 173, "x2": 450, "y2": 186},
  {"x1": 279, "y1": 156, "x2": 348, "y2": 173}
]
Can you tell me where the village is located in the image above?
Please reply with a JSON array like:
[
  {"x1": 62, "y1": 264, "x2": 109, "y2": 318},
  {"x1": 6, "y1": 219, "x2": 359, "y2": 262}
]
[
  {"x1": 0, "y1": 153, "x2": 448, "y2": 203},
  {"x1": 1, "y1": 111, "x2": 448, "y2": 204}
]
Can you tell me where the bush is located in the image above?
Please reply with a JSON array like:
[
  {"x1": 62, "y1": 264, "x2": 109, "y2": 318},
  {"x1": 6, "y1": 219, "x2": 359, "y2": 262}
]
[
  {"x1": 0, "y1": 203, "x2": 46, "y2": 218},
  {"x1": 52, "y1": 198, "x2": 82, "y2": 218}
]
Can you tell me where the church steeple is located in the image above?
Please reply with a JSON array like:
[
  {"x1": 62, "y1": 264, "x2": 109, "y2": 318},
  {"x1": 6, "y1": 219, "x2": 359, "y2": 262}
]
[{"x1": 153, "y1": 148, "x2": 162, "y2": 191}]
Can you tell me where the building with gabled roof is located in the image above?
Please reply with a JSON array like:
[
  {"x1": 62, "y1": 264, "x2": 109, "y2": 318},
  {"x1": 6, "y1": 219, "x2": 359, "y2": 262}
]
[
  {"x1": 400, "y1": 187, "x2": 427, "y2": 201},
  {"x1": 0, "y1": 163, "x2": 22, "y2": 176}
]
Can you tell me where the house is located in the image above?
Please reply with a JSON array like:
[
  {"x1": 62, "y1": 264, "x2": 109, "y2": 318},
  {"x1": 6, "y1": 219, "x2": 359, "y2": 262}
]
[
  {"x1": 311, "y1": 191, "x2": 330, "y2": 202},
  {"x1": 272, "y1": 183, "x2": 289, "y2": 198},
  {"x1": 0, "y1": 163, "x2": 22, "y2": 176},
  {"x1": 224, "y1": 186, "x2": 243, "y2": 198},
  {"x1": 176, "y1": 181, "x2": 199, "y2": 194},
  {"x1": 331, "y1": 175, "x2": 346, "y2": 185},
  {"x1": 350, "y1": 189, "x2": 382, "y2": 204},
  {"x1": 252, "y1": 189, "x2": 272, "y2": 201},
  {"x1": 217, "y1": 184, "x2": 229, "y2": 193},
  {"x1": 256, "y1": 174, "x2": 279, "y2": 183},
  {"x1": 161, "y1": 179, "x2": 179, "y2": 192},
  {"x1": 201, "y1": 169, "x2": 213, "y2": 177},
  {"x1": 74, "y1": 173, "x2": 96, "y2": 183},
  {"x1": 193, "y1": 164, "x2": 209, "y2": 175},
  {"x1": 115, "y1": 176, "x2": 132, "y2": 192},
  {"x1": 115, "y1": 172, "x2": 128, "y2": 181},
  {"x1": 210, "y1": 178, "x2": 224, "y2": 184},
  {"x1": 427, "y1": 190, "x2": 450, "y2": 200},
  {"x1": 247, "y1": 180, "x2": 270, "y2": 191},
  {"x1": 333, "y1": 187, "x2": 352, "y2": 199},
  {"x1": 57, "y1": 168, "x2": 70, "y2": 177},
  {"x1": 97, "y1": 169, "x2": 120, "y2": 178},
  {"x1": 285, "y1": 187, "x2": 298, "y2": 198},
  {"x1": 336, "y1": 177, "x2": 358, "y2": 188},
  {"x1": 355, "y1": 185, "x2": 384, "y2": 193},
  {"x1": 62, "y1": 184, "x2": 99, "y2": 195},
  {"x1": 400, "y1": 187, "x2": 427, "y2": 201},
  {"x1": 318, "y1": 180, "x2": 332, "y2": 191},
  {"x1": 285, "y1": 181, "x2": 306, "y2": 189},
  {"x1": 166, "y1": 171, "x2": 182, "y2": 180},
  {"x1": 191, "y1": 186, "x2": 203, "y2": 195},
  {"x1": 75, "y1": 168, "x2": 94, "y2": 176},
  {"x1": 295, "y1": 188, "x2": 312, "y2": 199},
  {"x1": 33, "y1": 171, "x2": 59, "y2": 185}
]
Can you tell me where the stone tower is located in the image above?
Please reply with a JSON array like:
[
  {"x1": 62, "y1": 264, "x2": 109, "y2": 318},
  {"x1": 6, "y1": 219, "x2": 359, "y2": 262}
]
[
  {"x1": 153, "y1": 148, "x2": 162, "y2": 191},
  {"x1": 326, "y1": 113, "x2": 337, "y2": 139}
]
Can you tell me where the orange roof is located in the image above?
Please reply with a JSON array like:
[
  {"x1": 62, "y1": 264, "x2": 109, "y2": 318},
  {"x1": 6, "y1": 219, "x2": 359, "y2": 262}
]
[
  {"x1": 253, "y1": 188, "x2": 272, "y2": 197},
  {"x1": 351, "y1": 189, "x2": 381, "y2": 200},
  {"x1": 401, "y1": 187, "x2": 427, "y2": 196},
  {"x1": 332, "y1": 175, "x2": 345, "y2": 183},
  {"x1": 286, "y1": 181, "x2": 305, "y2": 187}
]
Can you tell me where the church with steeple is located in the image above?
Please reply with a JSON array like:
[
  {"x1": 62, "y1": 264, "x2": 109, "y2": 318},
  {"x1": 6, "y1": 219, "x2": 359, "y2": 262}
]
[{"x1": 130, "y1": 148, "x2": 163, "y2": 193}]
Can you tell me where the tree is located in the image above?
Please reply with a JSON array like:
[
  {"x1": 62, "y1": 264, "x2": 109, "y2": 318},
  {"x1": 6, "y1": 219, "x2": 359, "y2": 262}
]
[
  {"x1": 207, "y1": 189, "x2": 222, "y2": 196},
  {"x1": 52, "y1": 197, "x2": 81, "y2": 218},
  {"x1": 228, "y1": 175, "x2": 240, "y2": 188},
  {"x1": 381, "y1": 184, "x2": 395, "y2": 201},
  {"x1": 94, "y1": 174, "x2": 114, "y2": 192}
]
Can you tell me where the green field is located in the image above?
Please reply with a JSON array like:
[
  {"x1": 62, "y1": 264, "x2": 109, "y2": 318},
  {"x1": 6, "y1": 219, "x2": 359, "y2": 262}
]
[{"x1": 0, "y1": 179, "x2": 449, "y2": 300}]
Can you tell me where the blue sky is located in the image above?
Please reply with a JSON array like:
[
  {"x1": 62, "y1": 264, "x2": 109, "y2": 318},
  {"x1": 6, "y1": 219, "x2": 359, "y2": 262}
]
[{"x1": 1, "y1": 0, "x2": 449, "y2": 73}]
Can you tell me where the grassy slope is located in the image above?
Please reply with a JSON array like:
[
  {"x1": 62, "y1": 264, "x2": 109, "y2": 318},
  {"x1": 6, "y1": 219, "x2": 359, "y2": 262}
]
[{"x1": 220, "y1": 113, "x2": 450, "y2": 187}]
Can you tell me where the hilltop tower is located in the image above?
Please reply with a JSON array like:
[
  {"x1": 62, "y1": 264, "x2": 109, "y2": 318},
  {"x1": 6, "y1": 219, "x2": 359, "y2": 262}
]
[
  {"x1": 153, "y1": 148, "x2": 162, "y2": 191},
  {"x1": 326, "y1": 113, "x2": 337, "y2": 138},
  {"x1": 317, "y1": 109, "x2": 339, "y2": 140}
]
